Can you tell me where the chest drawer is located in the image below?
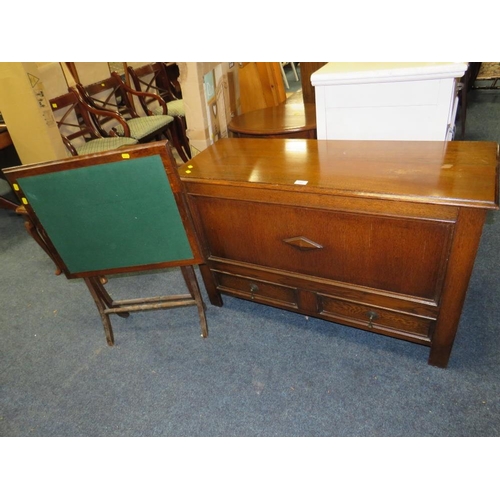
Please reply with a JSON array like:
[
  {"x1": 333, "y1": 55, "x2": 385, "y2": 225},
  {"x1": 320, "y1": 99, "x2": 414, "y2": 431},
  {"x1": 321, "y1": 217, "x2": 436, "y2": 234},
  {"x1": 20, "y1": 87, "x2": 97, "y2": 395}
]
[
  {"x1": 214, "y1": 270, "x2": 298, "y2": 309},
  {"x1": 318, "y1": 294, "x2": 434, "y2": 343}
]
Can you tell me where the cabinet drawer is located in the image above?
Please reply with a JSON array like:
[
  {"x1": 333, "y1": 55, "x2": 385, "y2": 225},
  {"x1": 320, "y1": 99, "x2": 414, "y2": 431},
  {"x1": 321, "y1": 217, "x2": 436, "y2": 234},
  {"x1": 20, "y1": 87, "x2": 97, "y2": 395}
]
[
  {"x1": 323, "y1": 79, "x2": 440, "y2": 108},
  {"x1": 318, "y1": 294, "x2": 433, "y2": 342},
  {"x1": 214, "y1": 271, "x2": 298, "y2": 308}
]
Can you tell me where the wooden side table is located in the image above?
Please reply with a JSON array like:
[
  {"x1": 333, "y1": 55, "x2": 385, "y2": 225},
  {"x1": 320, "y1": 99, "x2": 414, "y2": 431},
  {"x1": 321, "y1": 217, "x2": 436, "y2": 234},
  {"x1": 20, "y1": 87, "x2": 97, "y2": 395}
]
[{"x1": 228, "y1": 99, "x2": 316, "y2": 139}]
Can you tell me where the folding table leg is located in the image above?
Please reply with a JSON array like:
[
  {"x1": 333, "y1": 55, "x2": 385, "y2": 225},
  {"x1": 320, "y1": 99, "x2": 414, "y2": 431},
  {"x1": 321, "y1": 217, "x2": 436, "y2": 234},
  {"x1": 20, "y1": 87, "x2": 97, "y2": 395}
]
[
  {"x1": 84, "y1": 277, "x2": 115, "y2": 346},
  {"x1": 181, "y1": 266, "x2": 209, "y2": 338}
]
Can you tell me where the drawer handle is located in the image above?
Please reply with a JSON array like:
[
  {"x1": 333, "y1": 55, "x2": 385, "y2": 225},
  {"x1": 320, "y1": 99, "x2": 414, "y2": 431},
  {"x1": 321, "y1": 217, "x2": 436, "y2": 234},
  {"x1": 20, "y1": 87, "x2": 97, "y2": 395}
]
[
  {"x1": 367, "y1": 311, "x2": 379, "y2": 328},
  {"x1": 249, "y1": 283, "x2": 259, "y2": 299},
  {"x1": 283, "y1": 236, "x2": 323, "y2": 251}
]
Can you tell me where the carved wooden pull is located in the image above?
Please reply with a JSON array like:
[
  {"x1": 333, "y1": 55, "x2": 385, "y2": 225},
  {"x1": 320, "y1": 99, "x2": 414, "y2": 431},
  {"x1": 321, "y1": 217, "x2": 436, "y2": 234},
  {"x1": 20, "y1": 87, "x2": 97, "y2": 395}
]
[{"x1": 283, "y1": 236, "x2": 323, "y2": 251}]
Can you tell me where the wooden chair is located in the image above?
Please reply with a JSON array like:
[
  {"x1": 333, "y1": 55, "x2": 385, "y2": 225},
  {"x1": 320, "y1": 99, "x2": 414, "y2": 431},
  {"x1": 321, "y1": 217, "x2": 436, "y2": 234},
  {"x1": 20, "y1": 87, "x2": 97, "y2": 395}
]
[
  {"x1": 127, "y1": 63, "x2": 191, "y2": 160},
  {"x1": 73, "y1": 72, "x2": 189, "y2": 162},
  {"x1": 49, "y1": 90, "x2": 139, "y2": 156}
]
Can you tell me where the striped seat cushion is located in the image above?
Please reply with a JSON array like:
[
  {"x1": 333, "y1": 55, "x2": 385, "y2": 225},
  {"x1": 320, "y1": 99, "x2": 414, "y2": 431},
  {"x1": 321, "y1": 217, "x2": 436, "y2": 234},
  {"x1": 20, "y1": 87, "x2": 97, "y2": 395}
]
[
  {"x1": 115, "y1": 115, "x2": 173, "y2": 140},
  {"x1": 76, "y1": 137, "x2": 138, "y2": 155},
  {"x1": 152, "y1": 99, "x2": 185, "y2": 117}
]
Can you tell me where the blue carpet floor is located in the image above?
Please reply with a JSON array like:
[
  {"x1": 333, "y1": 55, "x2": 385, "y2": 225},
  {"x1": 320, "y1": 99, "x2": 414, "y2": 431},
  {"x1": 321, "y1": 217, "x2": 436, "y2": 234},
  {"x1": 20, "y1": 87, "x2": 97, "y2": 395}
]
[{"x1": 1, "y1": 90, "x2": 499, "y2": 440}]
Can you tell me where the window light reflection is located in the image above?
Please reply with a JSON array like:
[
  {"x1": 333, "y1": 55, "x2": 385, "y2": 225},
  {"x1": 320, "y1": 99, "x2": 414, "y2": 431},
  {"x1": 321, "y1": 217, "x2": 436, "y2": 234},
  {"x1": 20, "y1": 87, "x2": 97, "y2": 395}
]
[{"x1": 284, "y1": 141, "x2": 308, "y2": 153}]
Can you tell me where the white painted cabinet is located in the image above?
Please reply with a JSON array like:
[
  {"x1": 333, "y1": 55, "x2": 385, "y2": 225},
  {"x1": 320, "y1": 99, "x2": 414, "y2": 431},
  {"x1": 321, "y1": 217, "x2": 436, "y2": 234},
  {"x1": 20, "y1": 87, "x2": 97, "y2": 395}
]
[{"x1": 311, "y1": 62, "x2": 467, "y2": 141}]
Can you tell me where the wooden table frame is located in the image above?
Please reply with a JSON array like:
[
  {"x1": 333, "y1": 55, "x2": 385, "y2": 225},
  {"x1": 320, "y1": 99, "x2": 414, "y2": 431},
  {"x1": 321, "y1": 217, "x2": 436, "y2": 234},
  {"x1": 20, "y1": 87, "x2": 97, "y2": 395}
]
[{"x1": 4, "y1": 141, "x2": 209, "y2": 344}]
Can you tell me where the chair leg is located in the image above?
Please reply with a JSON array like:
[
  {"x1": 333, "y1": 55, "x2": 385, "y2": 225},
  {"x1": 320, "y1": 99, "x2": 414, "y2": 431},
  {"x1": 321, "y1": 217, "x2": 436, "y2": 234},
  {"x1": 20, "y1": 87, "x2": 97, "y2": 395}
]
[
  {"x1": 165, "y1": 123, "x2": 189, "y2": 163},
  {"x1": 461, "y1": 86, "x2": 467, "y2": 139},
  {"x1": 175, "y1": 116, "x2": 191, "y2": 160},
  {"x1": 460, "y1": 71, "x2": 468, "y2": 139}
]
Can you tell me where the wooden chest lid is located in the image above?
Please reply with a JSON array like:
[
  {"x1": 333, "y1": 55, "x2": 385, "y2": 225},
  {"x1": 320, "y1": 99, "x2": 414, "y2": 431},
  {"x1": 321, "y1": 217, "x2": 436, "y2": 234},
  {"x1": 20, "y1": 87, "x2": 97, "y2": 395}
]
[{"x1": 181, "y1": 138, "x2": 499, "y2": 209}]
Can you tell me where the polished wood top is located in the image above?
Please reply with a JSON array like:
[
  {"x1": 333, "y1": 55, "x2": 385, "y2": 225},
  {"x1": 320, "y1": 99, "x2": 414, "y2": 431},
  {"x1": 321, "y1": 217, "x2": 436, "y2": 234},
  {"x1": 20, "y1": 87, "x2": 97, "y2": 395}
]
[
  {"x1": 181, "y1": 139, "x2": 499, "y2": 209},
  {"x1": 228, "y1": 102, "x2": 316, "y2": 136}
]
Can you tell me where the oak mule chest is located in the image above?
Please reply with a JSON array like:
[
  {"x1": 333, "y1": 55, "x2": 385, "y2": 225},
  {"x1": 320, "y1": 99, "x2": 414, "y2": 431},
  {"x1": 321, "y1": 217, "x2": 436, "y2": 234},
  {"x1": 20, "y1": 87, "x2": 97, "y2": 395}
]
[{"x1": 181, "y1": 139, "x2": 499, "y2": 368}]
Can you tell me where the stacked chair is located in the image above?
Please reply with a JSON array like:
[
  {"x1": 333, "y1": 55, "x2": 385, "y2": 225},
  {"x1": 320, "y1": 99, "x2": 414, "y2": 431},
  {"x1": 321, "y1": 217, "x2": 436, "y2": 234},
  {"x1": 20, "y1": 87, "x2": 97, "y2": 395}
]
[
  {"x1": 71, "y1": 72, "x2": 189, "y2": 162},
  {"x1": 49, "y1": 89, "x2": 138, "y2": 156},
  {"x1": 127, "y1": 63, "x2": 191, "y2": 160}
]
